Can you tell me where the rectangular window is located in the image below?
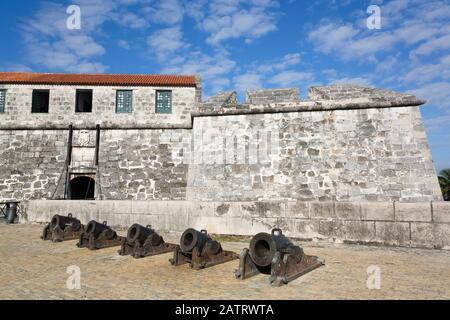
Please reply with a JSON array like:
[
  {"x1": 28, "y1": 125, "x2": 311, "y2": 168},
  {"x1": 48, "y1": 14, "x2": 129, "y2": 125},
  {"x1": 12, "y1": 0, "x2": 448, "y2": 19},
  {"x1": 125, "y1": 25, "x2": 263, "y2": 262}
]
[
  {"x1": 155, "y1": 90, "x2": 172, "y2": 114},
  {"x1": 0, "y1": 90, "x2": 6, "y2": 113},
  {"x1": 32, "y1": 90, "x2": 50, "y2": 113},
  {"x1": 75, "y1": 89, "x2": 93, "y2": 113},
  {"x1": 116, "y1": 90, "x2": 133, "y2": 113}
]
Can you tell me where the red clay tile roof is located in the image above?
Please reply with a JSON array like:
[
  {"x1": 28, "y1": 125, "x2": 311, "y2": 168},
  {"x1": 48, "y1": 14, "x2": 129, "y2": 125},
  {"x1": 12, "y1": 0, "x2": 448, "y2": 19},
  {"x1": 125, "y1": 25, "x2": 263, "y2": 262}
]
[{"x1": 0, "y1": 72, "x2": 197, "y2": 87}]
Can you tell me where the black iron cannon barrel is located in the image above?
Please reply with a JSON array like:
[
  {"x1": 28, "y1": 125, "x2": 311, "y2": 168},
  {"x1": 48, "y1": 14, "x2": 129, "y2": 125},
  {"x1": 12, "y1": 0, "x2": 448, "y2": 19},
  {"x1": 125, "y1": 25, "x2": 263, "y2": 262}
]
[
  {"x1": 85, "y1": 220, "x2": 109, "y2": 238},
  {"x1": 204, "y1": 239, "x2": 221, "y2": 255},
  {"x1": 127, "y1": 224, "x2": 156, "y2": 244},
  {"x1": 50, "y1": 214, "x2": 80, "y2": 230},
  {"x1": 147, "y1": 232, "x2": 163, "y2": 246},
  {"x1": 180, "y1": 228, "x2": 211, "y2": 253},
  {"x1": 249, "y1": 228, "x2": 299, "y2": 267}
]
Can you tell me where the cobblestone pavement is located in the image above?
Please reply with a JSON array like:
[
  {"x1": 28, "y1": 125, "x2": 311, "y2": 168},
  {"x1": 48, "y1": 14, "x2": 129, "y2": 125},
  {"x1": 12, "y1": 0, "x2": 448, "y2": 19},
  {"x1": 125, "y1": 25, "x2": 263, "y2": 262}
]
[{"x1": 0, "y1": 223, "x2": 449, "y2": 300}]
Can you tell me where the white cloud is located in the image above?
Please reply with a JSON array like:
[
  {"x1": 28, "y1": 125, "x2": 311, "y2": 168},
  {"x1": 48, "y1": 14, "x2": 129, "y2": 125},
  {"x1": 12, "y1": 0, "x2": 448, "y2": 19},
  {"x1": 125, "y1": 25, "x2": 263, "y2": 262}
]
[
  {"x1": 151, "y1": 37, "x2": 237, "y2": 94},
  {"x1": 144, "y1": 0, "x2": 184, "y2": 25},
  {"x1": 5, "y1": 64, "x2": 34, "y2": 72},
  {"x1": 411, "y1": 34, "x2": 450, "y2": 56},
  {"x1": 308, "y1": 21, "x2": 401, "y2": 61},
  {"x1": 407, "y1": 82, "x2": 450, "y2": 109},
  {"x1": 113, "y1": 11, "x2": 149, "y2": 29},
  {"x1": 331, "y1": 77, "x2": 372, "y2": 86},
  {"x1": 309, "y1": 1, "x2": 450, "y2": 63},
  {"x1": 163, "y1": 50, "x2": 236, "y2": 79},
  {"x1": 401, "y1": 55, "x2": 450, "y2": 84},
  {"x1": 117, "y1": 40, "x2": 131, "y2": 50},
  {"x1": 257, "y1": 53, "x2": 301, "y2": 73},
  {"x1": 204, "y1": 8, "x2": 277, "y2": 44},
  {"x1": 147, "y1": 27, "x2": 187, "y2": 61},
  {"x1": 308, "y1": 23, "x2": 359, "y2": 55},
  {"x1": 322, "y1": 68, "x2": 338, "y2": 78},
  {"x1": 234, "y1": 73, "x2": 263, "y2": 91},
  {"x1": 375, "y1": 55, "x2": 398, "y2": 73},
  {"x1": 186, "y1": 0, "x2": 280, "y2": 45},
  {"x1": 396, "y1": 21, "x2": 442, "y2": 45},
  {"x1": 423, "y1": 113, "x2": 450, "y2": 132},
  {"x1": 19, "y1": 0, "x2": 151, "y2": 73},
  {"x1": 57, "y1": 34, "x2": 106, "y2": 58},
  {"x1": 307, "y1": 0, "x2": 450, "y2": 109},
  {"x1": 268, "y1": 71, "x2": 314, "y2": 87},
  {"x1": 231, "y1": 52, "x2": 313, "y2": 93},
  {"x1": 420, "y1": 2, "x2": 450, "y2": 21}
]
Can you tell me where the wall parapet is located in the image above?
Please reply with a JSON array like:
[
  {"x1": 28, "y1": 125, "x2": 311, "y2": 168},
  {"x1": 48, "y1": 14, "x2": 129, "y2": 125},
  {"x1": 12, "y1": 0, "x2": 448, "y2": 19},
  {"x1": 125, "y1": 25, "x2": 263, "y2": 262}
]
[
  {"x1": 307, "y1": 85, "x2": 419, "y2": 100},
  {"x1": 22, "y1": 200, "x2": 450, "y2": 250},
  {"x1": 194, "y1": 97, "x2": 425, "y2": 118},
  {"x1": 245, "y1": 88, "x2": 300, "y2": 104}
]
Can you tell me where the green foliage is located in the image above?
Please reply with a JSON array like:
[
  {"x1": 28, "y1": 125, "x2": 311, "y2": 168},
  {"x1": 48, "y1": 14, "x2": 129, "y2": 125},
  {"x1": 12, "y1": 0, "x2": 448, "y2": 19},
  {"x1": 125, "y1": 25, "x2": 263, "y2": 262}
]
[{"x1": 438, "y1": 169, "x2": 450, "y2": 200}]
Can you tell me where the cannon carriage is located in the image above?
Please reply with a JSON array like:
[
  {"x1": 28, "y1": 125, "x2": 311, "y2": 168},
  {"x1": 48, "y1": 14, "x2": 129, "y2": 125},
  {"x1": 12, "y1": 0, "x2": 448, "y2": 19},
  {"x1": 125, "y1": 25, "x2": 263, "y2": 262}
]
[
  {"x1": 235, "y1": 228, "x2": 324, "y2": 286},
  {"x1": 41, "y1": 214, "x2": 85, "y2": 242},
  {"x1": 77, "y1": 220, "x2": 124, "y2": 250},
  {"x1": 119, "y1": 224, "x2": 176, "y2": 258},
  {"x1": 170, "y1": 228, "x2": 238, "y2": 270}
]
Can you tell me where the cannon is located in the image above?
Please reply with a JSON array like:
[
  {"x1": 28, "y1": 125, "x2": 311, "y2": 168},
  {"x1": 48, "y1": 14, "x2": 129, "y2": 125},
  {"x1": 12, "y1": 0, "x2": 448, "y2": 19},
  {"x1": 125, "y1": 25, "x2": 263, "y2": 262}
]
[
  {"x1": 235, "y1": 228, "x2": 324, "y2": 286},
  {"x1": 170, "y1": 228, "x2": 238, "y2": 270},
  {"x1": 41, "y1": 214, "x2": 85, "y2": 242},
  {"x1": 77, "y1": 220, "x2": 124, "y2": 250},
  {"x1": 118, "y1": 224, "x2": 177, "y2": 258}
]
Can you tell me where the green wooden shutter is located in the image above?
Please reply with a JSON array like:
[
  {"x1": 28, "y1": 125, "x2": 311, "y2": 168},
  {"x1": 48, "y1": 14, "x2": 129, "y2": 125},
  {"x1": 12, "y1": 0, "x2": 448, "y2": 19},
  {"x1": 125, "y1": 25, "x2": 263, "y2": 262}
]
[
  {"x1": 156, "y1": 90, "x2": 172, "y2": 114},
  {"x1": 116, "y1": 90, "x2": 133, "y2": 113},
  {"x1": 0, "y1": 90, "x2": 5, "y2": 113}
]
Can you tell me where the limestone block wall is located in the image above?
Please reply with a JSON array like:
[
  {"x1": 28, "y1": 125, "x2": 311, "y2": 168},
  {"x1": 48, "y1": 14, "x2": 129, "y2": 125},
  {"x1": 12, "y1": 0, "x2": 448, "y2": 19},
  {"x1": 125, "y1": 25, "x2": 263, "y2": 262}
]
[
  {"x1": 0, "y1": 84, "x2": 196, "y2": 129},
  {"x1": 0, "y1": 128, "x2": 192, "y2": 201},
  {"x1": 245, "y1": 88, "x2": 300, "y2": 104},
  {"x1": 97, "y1": 129, "x2": 191, "y2": 200},
  {"x1": 23, "y1": 200, "x2": 450, "y2": 250},
  {"x1": 0, "y1": 84, "x2": 442, "y2": 203},
  {"x1": 187, "y1": 106, "x2": 442, "y2": 202},
  {"x1": 0, "y1": 106, "x2": 442, "y2": 202},
  {"x1": 0, "y1": 130, "x2": 67, "y2": 200}
]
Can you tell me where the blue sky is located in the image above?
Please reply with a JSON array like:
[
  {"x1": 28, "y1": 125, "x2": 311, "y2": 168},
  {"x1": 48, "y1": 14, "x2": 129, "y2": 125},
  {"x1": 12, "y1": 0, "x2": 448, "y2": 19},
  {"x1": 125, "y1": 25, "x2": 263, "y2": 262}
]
[{"x1": 1, "y1": 0, "x2": 449, "y2": 172}]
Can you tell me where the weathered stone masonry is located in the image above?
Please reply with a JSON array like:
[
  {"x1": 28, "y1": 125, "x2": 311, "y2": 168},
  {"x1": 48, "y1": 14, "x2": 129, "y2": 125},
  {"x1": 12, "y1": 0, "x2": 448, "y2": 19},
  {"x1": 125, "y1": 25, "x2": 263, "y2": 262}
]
[
  {"x1": 187, "y1": 106, "x2": 440, "y2": 202},
  {"x1": 0, "y1": 81, "x2": 443, "y2": 202},
  {"x1": 0, "y1": 73, "x2": 448, "y2": 249},
  {"x1": 0, "y1": 130, "x2": 67, "y2": 200}
]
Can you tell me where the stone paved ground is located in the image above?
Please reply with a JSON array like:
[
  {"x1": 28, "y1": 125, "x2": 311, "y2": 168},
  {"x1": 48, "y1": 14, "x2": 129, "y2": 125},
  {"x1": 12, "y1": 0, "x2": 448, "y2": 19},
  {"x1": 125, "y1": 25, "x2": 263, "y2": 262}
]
[{"x1": 0, "y1": 223, "x2": 449, "y2": 300}]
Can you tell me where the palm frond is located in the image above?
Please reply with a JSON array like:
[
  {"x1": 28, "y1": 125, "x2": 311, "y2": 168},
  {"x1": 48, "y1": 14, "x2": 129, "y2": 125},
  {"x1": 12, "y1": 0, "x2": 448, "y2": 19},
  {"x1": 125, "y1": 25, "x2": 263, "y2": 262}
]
[
  {"x1": 439, "y1": 169, "x2": 450, "y2": 181},
  {"x1": 438, "y1": 169, "x2": 450, "y2": 199}
]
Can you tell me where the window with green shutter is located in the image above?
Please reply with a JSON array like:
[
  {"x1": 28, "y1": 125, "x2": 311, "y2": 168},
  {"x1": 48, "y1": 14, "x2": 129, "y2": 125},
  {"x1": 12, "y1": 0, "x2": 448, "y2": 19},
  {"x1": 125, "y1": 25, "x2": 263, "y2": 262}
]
[
  {"x1": 0, "y1": 90, "x2": 6, "y2": 113},
  {"x1": 155, "y1": 90, "x2": 172, "y2": 114},
  {"x1": 116, "y1": 90, "x2": 133, "y2": 113}
]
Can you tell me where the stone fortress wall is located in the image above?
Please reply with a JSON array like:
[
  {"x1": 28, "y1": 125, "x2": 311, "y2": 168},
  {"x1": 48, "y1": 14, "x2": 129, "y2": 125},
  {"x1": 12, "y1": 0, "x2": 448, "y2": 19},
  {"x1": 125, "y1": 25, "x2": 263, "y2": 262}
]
[
  {"x1": 1, "y1": 79, "x2": 448, "y2": 249},
  {"x1": 0, "y1": 83, "x2": 442, "y2": 202}
]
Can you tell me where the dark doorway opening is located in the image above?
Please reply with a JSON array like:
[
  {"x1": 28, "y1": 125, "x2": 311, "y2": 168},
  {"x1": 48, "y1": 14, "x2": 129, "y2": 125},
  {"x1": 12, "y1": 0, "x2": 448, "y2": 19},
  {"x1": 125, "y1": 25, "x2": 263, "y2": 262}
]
[{"x1": 69, "y1": 176, "x2": 95, "y2": 200}]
